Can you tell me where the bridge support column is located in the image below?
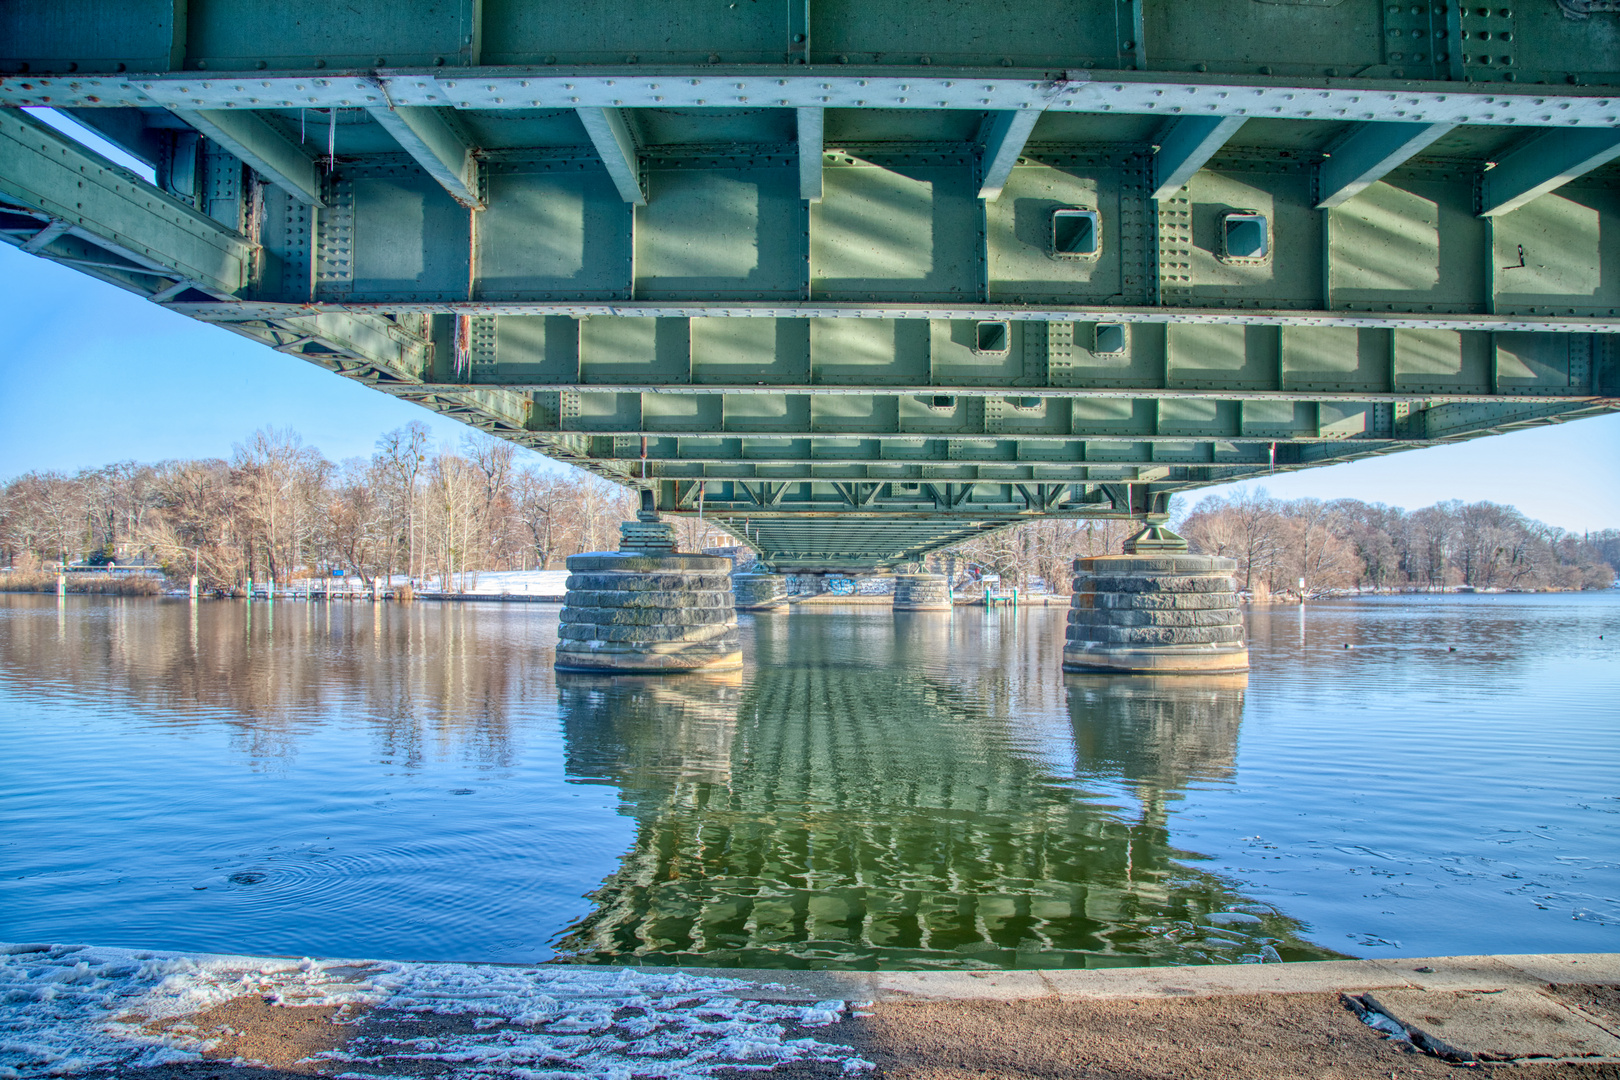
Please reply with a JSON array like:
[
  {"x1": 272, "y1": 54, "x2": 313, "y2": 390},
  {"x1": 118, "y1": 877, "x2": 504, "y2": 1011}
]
[
  {"x1": 732, "y1": 571, "x2": 789, "y2": 611},
  {"x1": 1063, "y1": 527, "x2": 1249, "y2": 675},
  {"x1": 555, "y1": 498, "x2": 742, "y2": 674},
  {"x1": 893, "y1": 573, "x2": 953, "y2": 612}
]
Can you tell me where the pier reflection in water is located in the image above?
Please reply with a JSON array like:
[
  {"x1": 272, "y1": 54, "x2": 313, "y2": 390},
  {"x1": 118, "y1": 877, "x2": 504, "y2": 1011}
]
[
  {"x1": 14, "y1": 595, "x2": 1612, "y2": 967},
  {"x1": 556, "y1": 613, "x2": 1335, "y2": 969}
]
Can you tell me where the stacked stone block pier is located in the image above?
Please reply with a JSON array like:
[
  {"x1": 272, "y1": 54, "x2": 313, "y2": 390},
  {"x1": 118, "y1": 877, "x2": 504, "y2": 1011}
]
[
  {"x1": 555, "y1": 506, "x2": 742, "y2": 674},
  {"x1": 893, "y1": 573, "x2": 953, "y2": 611},
  {"x1": 1063, "y1": 531, "x2": 1248, "y2": 675},
  {"x1": 732, "y1": 572, "x2": 789, "y2": 611}
]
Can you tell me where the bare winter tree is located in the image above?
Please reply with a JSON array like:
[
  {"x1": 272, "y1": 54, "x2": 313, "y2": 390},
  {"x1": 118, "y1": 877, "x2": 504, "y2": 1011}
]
[
  {"x1": 5, "y1": 434, "x2": 1615, "y2": 594},
  {"x1": 232, "y1": 427, "x2": 330, "y2": 584},
  {"x1": 946, "y1": 517, "x2": 1135, "y2": 595},
  {"x1": 375, "y1": 421, "x2": 432, "y2": 582},
  {"x1": 140, "y1": 459, "x2": 248, "y2": 591},
  {"x1": 323, "y1": 458, "x2": 392, "y2": 588},
  {"x1": 1180, "y1": 489, "x2": 1287, "y2": 594}
]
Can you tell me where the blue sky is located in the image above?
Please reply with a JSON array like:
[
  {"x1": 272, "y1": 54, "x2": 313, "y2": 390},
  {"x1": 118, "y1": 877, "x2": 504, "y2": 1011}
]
[
  {"x1": 0, "y1": 242, "x2": 508, "y2": 469},
  {"x1": 3, "y1": 112, "x2": 1616, "y2": 533}
]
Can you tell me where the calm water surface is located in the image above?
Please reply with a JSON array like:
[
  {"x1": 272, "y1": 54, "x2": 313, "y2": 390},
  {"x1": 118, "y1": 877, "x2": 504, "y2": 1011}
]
[{"x1": 1, "y1": 592, "x2": 1616, "y2": 969}]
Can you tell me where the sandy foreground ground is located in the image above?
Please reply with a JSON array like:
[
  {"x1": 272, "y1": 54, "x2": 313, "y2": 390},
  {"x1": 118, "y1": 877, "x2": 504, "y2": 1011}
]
[{"x1": 3, "y1": 944, "x2": 1618, "y2": 1079}]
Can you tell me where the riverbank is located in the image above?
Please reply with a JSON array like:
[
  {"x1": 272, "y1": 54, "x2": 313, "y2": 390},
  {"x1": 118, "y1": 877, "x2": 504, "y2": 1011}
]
[
  {"x1": 0, "y1": 571, "x2": 161, "y2": 596},
  {"x1": 6, "y1": 945, "x2": 1616, "y2": 1078}
]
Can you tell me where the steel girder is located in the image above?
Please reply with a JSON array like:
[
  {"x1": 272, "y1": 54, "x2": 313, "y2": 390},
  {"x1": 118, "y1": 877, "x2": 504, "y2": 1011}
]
[
  {"x1": 5, "y1": 2, "x2": 1620, "y2": 569},
  {"x1": 2, "y1": 0, "x2": 1618, "y2": 85},
  {"x1": 76, "y1": 149, "x2": 1620, "y2": 325}
]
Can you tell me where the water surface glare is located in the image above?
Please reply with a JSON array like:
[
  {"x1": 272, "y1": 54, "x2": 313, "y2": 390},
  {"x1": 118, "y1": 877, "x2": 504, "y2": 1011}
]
[{"x1": 1, "y1": 593, "x2": 1616, "y2": 969}]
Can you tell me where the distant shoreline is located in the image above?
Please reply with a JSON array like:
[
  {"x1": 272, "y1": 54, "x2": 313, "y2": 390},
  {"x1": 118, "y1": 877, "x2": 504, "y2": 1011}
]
[{"x1": 3, "y1": 586, "x2": 1612, "y2": 604}]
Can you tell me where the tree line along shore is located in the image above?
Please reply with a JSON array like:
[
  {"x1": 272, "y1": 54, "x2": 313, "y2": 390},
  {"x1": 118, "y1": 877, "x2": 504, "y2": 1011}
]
[
  {"x1": 947, "y1": 494, "x2": 1616, "y2": 599},
  {"x1": 1, "y1": 424, "x2": 1615, "y2": 598}
]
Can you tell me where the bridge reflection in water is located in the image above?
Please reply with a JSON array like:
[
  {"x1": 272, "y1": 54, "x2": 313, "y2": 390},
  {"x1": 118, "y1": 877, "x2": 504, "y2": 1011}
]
[
  {"x1": 0, "y1": 596, "x2": 1338, "y2": 967},
  {"x1": 557, "y1": 615, "x2": 1338, "y2": 970}
]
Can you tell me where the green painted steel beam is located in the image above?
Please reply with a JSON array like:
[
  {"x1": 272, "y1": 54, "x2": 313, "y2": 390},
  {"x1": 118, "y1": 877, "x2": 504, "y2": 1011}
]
[
  {"x1": 6, "y1": 0, "x2": 1619, "y2": 103},
  {"x1": 1479, "y1": 128, "x2": 1620, "y2": 218},
  {"x1": 649, "y1": 465, "x2": 1201, "y2": 482},
  {"x1": 178, "y1": 303, "x2": 1620, "y2": 335},
  {"x1": 978, "y1": 107, "x2": 1042, "y2": 201},
  {"x1": 582, "y1": 441, "x2": 1350, "y2": 467},
  {"x1": 11, "y1": 72, "x2": 1620, "y2": 131},
  {"x1": 365, "y1": 104, "x2": 483, "y2": 209},
  {"x1": 517, "y1": 420, "x2": 1392, "y2": 443},
  {"x1": 174, "y1": 109, "x2": 325, "y2": 208},
  {"x1": 797, "y1": 106, "x2": 822, "y2": 202},
  {"x1": 379, "y1": 317, "x2": 1611, "y2": 405},
  {"x1": 1151, "y1": 116, "x2": 1245, "y2": 201},
  {"x1": 1315, "y1": 121, "x2": 1457, "y2": 209},
  {"x1": 8, "y1": 0, "x2": 1620, "y2": 573},
  {"x1": 132, "y1": 144, "x2": 1619, "y2": 324},
  {"x1": 0, "y1": 110, "x2": 253, "y2": 295},
  {"x1": 403, "y1": 383, "x2": 1607, "y2": 407},
  {"x1": 576, "y1": 106, "x2": 645, "y2": 205},
  {"x1": 242, "y1": 312, "x2": 434, "y2": 379}
]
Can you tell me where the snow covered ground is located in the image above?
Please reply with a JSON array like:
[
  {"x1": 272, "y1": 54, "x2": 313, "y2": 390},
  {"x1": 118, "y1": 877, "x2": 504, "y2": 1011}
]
[
  {"x1": 446, "y1": 569, "x2": 572, "y2": 597},
  {"x1": 0, "y1": 942, "x2": 870, "y2": 1078},
  {"x1": 288, "y1": 569, "x2": 575, "y2": 598}
]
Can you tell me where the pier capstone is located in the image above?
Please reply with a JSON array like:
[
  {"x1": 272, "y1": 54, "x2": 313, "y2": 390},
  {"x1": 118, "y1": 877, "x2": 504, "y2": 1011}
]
[
  {"x1": 556, "y1": 500, "x2": 742, "y2": 673},
  {"x1": 1063, "y1": 527, "x2": 1249, "y2": 675},
  {"x1": 732, "y1": 571, "x2": 789, "y2": 611},
  {"x1": 893, "y1": 573, "x2": 953, "y2": 611}
]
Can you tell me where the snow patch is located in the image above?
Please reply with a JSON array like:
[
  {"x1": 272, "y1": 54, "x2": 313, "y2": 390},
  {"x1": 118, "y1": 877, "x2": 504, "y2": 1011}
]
[{"x1": 0, "y1": 942, "x2": 871, "y2": 1078}]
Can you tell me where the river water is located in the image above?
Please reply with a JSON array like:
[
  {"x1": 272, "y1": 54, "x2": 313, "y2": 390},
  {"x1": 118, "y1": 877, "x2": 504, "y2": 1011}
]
[{"x1": 1, "y1": 592, "x2": 1616, "y2": 970}]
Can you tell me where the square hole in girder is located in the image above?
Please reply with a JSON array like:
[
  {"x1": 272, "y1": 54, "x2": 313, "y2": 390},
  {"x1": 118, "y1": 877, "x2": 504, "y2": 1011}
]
[
  {"x1": 1051, "y1": 208, "x2": 1101, "y2": 258},
  {"x1": 1093, "y1": 322, "x2": 1128, "y2": 355},
  {"x1": 974, "y1": 320, "x2": 1010, "y2": 354},
  {"x1": 1220, "y1": 211, "x2": 1269, "y2": 262},
  {"x1": 1008, "y1": 395, "x2": 1043, "y2": 411},
  {"x1": 923, "y1": 394, "x2": 957, "y2": 410}
]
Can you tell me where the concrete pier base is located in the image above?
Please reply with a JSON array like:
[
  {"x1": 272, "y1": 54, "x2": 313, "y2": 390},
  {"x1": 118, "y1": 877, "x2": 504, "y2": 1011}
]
[
  {"x1": 1063, "y1": 530, "x2": 1247, "y2": 675},
  {"x1": 555, "y1": 506, "x2": 742, "y2": 673},
  {"x1": 732, "y1": 571, "x2": 789, "y2": 611},
  {"x1": 893, "y1": 573, "x2": 953, "y2": 611}
]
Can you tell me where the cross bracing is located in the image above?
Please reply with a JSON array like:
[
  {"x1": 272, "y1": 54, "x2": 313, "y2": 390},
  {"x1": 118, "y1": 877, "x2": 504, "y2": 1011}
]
[{"x1": 2, "y1": 1, "x2": 1619, "y2": 570}]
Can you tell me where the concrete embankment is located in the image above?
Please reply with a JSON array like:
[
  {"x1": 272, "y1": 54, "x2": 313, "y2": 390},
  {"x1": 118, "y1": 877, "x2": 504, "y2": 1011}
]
[{"x1": 6, "y1": 946, "x2": 1616, "y2": 1078}]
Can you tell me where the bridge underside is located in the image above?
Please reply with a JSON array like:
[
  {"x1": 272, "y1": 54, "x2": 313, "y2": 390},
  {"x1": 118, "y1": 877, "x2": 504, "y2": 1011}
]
[{"x1": 2, "y1": 1, "x2": 1617, "y2": 570}]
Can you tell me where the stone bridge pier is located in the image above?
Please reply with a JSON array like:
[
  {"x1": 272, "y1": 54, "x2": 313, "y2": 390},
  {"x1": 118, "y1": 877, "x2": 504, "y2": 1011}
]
[
  {"x1": 555, "y1": 495, "x2": 742, "y2": 674},
  {"x1": 732, "y1": 572, "x2": 789, "y2": 611},
  {"x1": 893, "y1": 572, "x2": 954, "y2": 612},
  {"x1": 1063, "y1": 528, "x2": 1249, "y2": 676}
]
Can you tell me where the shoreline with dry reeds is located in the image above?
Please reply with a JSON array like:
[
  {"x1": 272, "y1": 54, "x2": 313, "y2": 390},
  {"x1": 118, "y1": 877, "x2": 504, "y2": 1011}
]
[{"x1": 0, "y1": 572, "x2": 163, "y2": 596}]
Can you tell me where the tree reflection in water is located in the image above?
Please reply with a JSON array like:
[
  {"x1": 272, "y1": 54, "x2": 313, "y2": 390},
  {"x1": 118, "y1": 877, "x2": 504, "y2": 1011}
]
[
  {"x1": 556, "y1": 621, "x2": 1340, "y2": 970},
  {"x1": 0, "y1": 597, "x2": 1342, "y2": 969},
  {"x1": 0, "y1": 595, "x2": 546, "y2": 769}
]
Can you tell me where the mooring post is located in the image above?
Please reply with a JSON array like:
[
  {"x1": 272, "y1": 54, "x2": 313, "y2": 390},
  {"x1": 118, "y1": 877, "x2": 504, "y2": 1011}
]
[{"x1": 189, "y1": 575, "x2": 198, "y2": 600}]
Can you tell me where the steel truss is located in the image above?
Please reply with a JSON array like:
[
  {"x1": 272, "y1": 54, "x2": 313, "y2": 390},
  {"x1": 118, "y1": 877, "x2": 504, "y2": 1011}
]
[{"x1": 4, "y1": 1, "x2": 1619, "y2": 569}]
